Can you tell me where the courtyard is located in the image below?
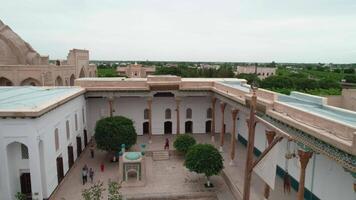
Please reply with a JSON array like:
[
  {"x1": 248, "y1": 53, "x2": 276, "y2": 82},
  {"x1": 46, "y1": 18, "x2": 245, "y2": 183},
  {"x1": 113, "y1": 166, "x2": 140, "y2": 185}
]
[{"x1": 50, "y1": 134, "x2": 297, "y2": 200}]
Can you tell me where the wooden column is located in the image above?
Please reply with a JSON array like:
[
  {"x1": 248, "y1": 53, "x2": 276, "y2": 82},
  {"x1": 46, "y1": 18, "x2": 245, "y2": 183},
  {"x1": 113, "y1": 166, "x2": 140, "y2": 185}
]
[
  {"x1": 242, "y1": 89, "x2": 257, "y2": 200},
  {"x1": 297, "y1": 150, "x2": 313, "y2": 200},
  {"x1": 229, "y1": 109, "x2": 239, "y2": 165},
  {"x1": 108, "y1": 97, "x2": 114, "y2": 117},
  {"x1": 263, "y1": 130, "x2": 276, "y2": 199},
  {"x1": 147, "y1": 98, "x2": 153, "y2": 143},
  {"x1": 211, "y1": 97, "x2": 217, "y2": 142},
  {"x1": 219, "y1": 102, "x2": 226, "y2": 152},
  {"x1": 176, "y1": 97, "x2": 181, "y2": 135}
]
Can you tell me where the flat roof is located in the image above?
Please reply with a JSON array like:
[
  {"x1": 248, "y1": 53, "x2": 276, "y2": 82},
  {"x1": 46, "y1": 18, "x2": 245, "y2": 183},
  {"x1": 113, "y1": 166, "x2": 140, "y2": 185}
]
[
  {"x1": 278, "y1": 92, "x2": 356, "y2": 128},
  {"x1": 0, "y1": 87, "x2": 85, "y2": 116}
]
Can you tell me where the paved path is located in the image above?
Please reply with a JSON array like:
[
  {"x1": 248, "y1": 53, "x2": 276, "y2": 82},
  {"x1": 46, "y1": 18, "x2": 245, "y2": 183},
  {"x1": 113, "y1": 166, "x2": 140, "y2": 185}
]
[
  {"x1": 136, "y1": 134, "x2": 297, "y2": 200},
  {"x1": 51, "y1": 137, "x2": 234, "y2": 200},
  {"x1": 51, "y1": 134, "x2": 297, "y2": 200}
]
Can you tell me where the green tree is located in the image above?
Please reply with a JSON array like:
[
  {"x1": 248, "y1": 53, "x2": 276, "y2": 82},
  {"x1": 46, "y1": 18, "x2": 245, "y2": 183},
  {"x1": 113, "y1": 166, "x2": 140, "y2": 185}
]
[
  {"x1": 318, "y1": 78, "x2": 340, "y2": 89},
  {"x1": 94, "y1": 116, "x2": 137, "y2": 152},
  {"x1": 260, "y1": 76, "x2": 294, "y2": 89},
  {"x1": 108, "y1": 180, "x2": 123, "y2": 200},
  {"x1": 82, "y1": 181, "x2": 105, "y2": 200},
  {"x1": 236, "y1": 73, "x2": 261, "y2": 85},
  {"x1": 173, "y1": 134, "x2": 196, "y2": 154},
  {"x1": 343, "y1": 68, "x2": 355, "y2": 74},
  {"x1": 184, "y1": 144, "x2": 223, "y2": 187},
  {"x1": 15, "y1": 192, "x2": 26, "y2": 200},
  {"x1": 344, "y1": 75, "x2": 356, "y2": 83}
]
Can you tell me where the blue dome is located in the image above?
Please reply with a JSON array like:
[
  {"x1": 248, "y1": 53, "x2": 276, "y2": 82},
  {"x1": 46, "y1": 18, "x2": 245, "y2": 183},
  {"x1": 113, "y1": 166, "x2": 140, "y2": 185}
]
[{"x1": 125, "y1": 152, "x2": 141, "y2": 160}]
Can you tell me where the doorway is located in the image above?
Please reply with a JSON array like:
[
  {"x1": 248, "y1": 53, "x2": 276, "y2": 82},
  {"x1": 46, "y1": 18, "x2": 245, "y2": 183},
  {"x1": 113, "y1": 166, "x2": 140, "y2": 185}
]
[
  {"x1": 76, "y1": 136, "x2": 82, "y2": 158},
  {"x1": 164, "y1": 121, "x2": 172, "y2": 134},
  {"x1": 56, "y1": 157, "x2": 64, "y2": 183},
  {"x1": 67, "y1": 146, "x2": 74, "y2": 169},
  {"x1": 20, "y1": 172, "x2": 32, "y2": 200},
  {"x1": 84, "y1": 129, "x2": 88, "y2": 147},
  {"x1": 185, "y1": 121, "x2": 193, "y2": 133},
  {"x1": 143, "y1": 122, "x2": 149, "y2": 135},
  {"x1": 205, "y1": 120, "x2": 212, "y2": 133}
]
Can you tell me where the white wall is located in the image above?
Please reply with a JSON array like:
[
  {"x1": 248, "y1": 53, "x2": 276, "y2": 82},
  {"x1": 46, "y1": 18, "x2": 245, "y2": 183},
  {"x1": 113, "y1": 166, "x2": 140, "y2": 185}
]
[
  {"x1": 87, "y1": 96, "x2": 215, "y2": 136},
  {"x1": 236, "y1": 111, "x2": 355, "y2": 200},
  {"x1": 0, "y1": 95, "x2": 87, "y2": 200}
]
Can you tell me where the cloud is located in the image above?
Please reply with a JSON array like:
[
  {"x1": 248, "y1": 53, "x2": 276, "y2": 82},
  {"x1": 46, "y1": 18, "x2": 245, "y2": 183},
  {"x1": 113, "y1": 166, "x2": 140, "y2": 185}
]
[{"x1": 1, "y1": 0, "x2": 356, "y2": 63}]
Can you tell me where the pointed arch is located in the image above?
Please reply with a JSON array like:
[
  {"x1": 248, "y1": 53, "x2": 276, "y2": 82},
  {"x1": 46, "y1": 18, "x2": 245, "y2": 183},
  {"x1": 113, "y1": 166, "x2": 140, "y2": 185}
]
[
  {"x1": 79, "y1": 67, "x2": 85, "y2": 78},
  {"x1": 69, "y1": 74, "x2": 75, "y2": 86},
  {"x1": 55, "y1": 76, "x2": 63, "y2": 86},
  {"x1": 186, "y1": 108, "x2": 192, "y2": 119},
  {"x1": 20, "y1": 77, "x2": 41, "y2": 86},
  {"x1": 0, "y1": 76, "x2": 13, "y2": 86},
  {"x1": 144, "y1": 108, "x2": 149, "y2": 120},
  {"x1": 165, "y1": 108, "x2": 171, "y2": 119},
  {"x1": 6, "y1": 142, "x2": 32, "y2": 198}
]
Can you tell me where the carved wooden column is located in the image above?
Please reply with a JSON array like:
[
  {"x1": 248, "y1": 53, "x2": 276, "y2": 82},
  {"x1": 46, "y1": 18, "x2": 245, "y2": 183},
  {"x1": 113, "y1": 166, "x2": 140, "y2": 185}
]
[
  {"x1": 176, "y1": 97, "x2": 181, "y2": 135},
  {"x1": 229, "y1": 109, "x2": 239, "y2": 165},
  {"x1": 243, "y1": 89, "x2": 257, "y2": 200},
  {"x1": 147, "y1": 98, "x2": 153, "y2": 143},
  {"x1": 219, "y1": 102, "x2": 226, "y2": 152},
  {"x1": 108, "y1": 96, "x2": 114, "y2": 117},
  {"x1": 263, "y1": 130, "x2": 276, "y2": 199},
  {"x1": 211, "y1": 97, "x2": 217, "y2": 142},
  {"x1": 297, "y1": 150, "x2": 313, "y2": 200}
]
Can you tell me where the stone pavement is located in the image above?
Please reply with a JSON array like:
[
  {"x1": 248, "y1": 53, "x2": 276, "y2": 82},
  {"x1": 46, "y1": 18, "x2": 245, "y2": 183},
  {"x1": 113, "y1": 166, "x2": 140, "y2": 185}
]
[
  {"x1": 50, "y1": 137, "x2": 234, "y2": 200},
  {"x1": 50, "y1": 133, "x2": 297, "y2": 200},
  {"x1": 135, "y1": 134, "x2": 297, "y2": 200}
]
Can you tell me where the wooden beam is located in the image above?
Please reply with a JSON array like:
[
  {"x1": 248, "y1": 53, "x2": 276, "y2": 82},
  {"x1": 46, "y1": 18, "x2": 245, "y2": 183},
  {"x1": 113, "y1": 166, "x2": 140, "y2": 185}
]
[{"x1": 249, "y1": 136, "x2": 283, "y2": 173}]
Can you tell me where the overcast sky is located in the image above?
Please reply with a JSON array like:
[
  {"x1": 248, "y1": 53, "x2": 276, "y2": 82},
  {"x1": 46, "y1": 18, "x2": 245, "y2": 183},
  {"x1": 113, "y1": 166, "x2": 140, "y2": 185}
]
[{"x1": 1, "y1": 0, "x2": 356, "y2": 63}]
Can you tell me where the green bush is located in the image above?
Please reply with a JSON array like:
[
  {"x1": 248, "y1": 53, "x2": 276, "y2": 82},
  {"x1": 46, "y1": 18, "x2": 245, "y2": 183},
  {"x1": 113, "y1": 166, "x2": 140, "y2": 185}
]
[
  {"x1": 184, "y1": 144, "x2": 223, "y2": 186},
  {"x1": 94, "y1": 116, "x2": 137, "y2": 152},
  {"x1": 173, "y1": 134, "x2": 196, "y2": 154}
]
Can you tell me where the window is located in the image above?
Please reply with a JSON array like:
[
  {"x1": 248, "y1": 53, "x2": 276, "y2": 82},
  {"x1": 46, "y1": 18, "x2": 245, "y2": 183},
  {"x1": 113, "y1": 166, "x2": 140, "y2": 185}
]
[
  {"x1": 55, "y1": 128, "x2": 60, "y2": 151},
  {"x1": 144, "y1": 109, "x2": 149, "y2": 120},
  {"x1": 75, "y1": 114, "x2": 78, "y2": 131},
  {"x1": 186, "y1": 108, "x2": 192, "y2": 119},
  {"x1": 66, "y1": 120, "x2": 70, "y2": 140},
  {"x1": 21, "y1": 144, "x2": 29, "y2": 159},
  {"x1": 165, "y1": 109, "x2": 171, "y2": 119},
  {"x1": 207, "y1": 108, "x2": 212, "y2": 119},
  {"x1": 82, "y1": 108, "x2": 85, "y2": 124}
]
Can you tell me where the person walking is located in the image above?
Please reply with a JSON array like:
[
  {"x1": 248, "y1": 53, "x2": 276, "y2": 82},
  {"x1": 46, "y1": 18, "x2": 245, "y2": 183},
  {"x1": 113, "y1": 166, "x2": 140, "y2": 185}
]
[
  {"x1": 89, "y1": 168, "x2": 94, "y2": 183},
  {"x1": 90, "y1": 145, "x2": 95, "y2": 158},
  {"x1": 82, "y1": 165, "x2": 88, "y2": 185},
  {"x1": 164, "y1": 138, "x2": 169, "y2": 150}
]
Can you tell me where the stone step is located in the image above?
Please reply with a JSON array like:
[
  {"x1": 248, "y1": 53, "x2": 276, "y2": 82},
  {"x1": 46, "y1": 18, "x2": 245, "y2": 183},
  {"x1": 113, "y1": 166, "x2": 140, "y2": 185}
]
[{"x1": 152, "y1": 150, "x2": 170, "y2": 161}]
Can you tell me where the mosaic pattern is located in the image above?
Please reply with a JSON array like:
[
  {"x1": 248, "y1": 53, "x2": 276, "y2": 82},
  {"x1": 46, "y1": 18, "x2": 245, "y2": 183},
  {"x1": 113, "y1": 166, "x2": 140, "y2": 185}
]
[{"x1": 261, "y1": 114, "x2": 356, "y2": 173}]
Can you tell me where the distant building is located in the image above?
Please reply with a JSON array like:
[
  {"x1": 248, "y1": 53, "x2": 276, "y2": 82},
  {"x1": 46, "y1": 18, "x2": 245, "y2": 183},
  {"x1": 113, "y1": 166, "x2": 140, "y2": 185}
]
[
  {"x1": 116, "y1": 63, "x2": 155, "y2": 78},
  {"x1": 327, "y1": 88, "x2": 356, "y2": 111},
  {"x1": 198, "y1": 64, "x2": 220, "y2": 70},
  {"x1": 0, "y1": 20, "x2": 96, "y2": 86},
  {"x1": 235, "y1": 66, "x2": 276, "y2": 79}
]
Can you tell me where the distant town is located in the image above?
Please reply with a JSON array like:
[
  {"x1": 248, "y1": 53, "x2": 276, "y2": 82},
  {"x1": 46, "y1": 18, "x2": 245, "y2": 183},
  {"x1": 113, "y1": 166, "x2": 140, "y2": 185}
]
[{"x1": 90, "y1": 60, "x2": 356, "y2": 96}]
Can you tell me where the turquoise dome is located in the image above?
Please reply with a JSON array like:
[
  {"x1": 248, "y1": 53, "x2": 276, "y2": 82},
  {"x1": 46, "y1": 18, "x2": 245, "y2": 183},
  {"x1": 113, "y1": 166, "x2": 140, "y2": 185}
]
[{"x1": 125, "y1": 152, "x2": 141, "y2": 160}]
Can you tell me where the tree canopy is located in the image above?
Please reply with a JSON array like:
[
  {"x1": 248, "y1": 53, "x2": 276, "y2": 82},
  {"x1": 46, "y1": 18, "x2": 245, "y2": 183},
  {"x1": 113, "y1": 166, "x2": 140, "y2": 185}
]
[
  {"x1": 173, "y1": 134, "x2": 196, "y2": 154},
  {"x1": 94, "y1": 116, "x2": 137, "y2": 152},
  {"x1": 184, "y1": 144, "x2": 223, "y2": 186}
]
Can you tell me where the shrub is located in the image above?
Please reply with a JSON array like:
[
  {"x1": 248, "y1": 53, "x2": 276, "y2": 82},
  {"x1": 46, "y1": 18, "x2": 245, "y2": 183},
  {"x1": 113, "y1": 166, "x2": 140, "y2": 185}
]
[
  {"x1": 184, "y1": 144, "x2": 223, "y2": 187},
  {"x1": 94, "y1": 116, "x2": 137, "y2": 152},
  {"x1": 173, "y1": 134, "x2": 196, "y2": 154}
]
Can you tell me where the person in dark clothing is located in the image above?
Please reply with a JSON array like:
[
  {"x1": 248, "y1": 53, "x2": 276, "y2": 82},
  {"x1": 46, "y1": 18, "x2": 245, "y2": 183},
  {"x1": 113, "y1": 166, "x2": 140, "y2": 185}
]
[
  {"x1": 90, "y1": 145, "x2": 95, "y2": 158},
  {"x1": 164, "y1": 138, "x2": 169, "y2": 150},
  {"x1": 89, "y1": 168, "x2": 94, "y2": 183}
]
